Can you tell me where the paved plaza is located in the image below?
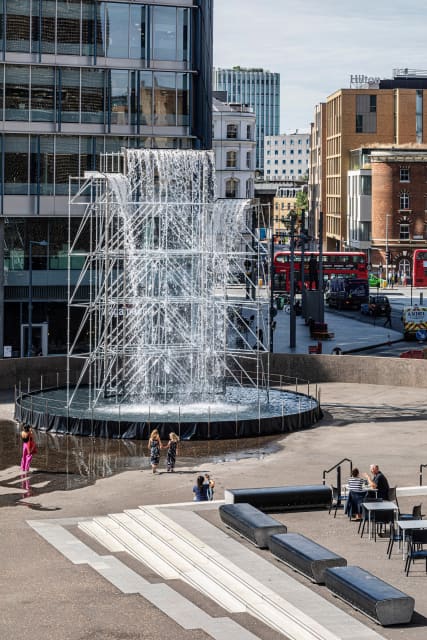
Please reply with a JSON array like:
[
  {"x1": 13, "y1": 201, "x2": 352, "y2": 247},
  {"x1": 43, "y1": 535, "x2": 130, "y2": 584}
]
[{"x1": 1, "y1": 378, "x2": 427, "y2": 640}]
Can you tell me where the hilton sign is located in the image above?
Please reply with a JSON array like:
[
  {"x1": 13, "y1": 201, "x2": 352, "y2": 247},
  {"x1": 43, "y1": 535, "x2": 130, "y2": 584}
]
[{"x1": 350, "y1": 74, "x2": 382, "y2": 88}]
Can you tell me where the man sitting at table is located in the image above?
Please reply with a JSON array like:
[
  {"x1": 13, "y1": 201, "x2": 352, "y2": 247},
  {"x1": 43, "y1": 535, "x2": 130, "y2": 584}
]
[
  {"x1": 364, "y1": 464, "x2": 390, "y2": 500},
  {"x1": 345, "y1": 468, "x2": 367, "y2": 519}
]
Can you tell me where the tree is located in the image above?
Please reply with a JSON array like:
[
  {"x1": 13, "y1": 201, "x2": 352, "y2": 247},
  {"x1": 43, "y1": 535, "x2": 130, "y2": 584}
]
[{"x1": 295, "y1": 189, "x2": 308, "y2": 212}]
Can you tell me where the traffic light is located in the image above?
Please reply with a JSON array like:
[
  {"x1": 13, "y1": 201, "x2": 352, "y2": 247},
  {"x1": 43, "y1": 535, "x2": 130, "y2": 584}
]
[{"x1": 386, "y1": 250, "x2": 391, "y2": 264}]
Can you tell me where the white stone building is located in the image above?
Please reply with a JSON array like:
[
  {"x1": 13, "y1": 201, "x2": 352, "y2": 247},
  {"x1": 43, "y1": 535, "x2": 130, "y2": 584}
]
[
  {"x1": 212, "y1": 97, "x2": 256, "y2": 199},
  {"x1": 264, "y1": 130, "x2": 310, "y2": 181}
]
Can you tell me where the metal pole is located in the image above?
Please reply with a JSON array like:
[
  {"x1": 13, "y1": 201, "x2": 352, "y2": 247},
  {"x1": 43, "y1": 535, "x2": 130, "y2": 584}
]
[
  {"x1": 28, "y1": 242, "x2": 33, "y2": 357},
  {"x1": 318, "y1": 212, "x2": 324, "y2": 323},
  {"x1": 385, "y1": 214, "x2": 389, "y2": 287},
  {"x1": 269, "y1": 226, "x2": 275, "y2": 352},
  {"x1": 289, "y1": 212, "x2": 296, "y2": 348}
]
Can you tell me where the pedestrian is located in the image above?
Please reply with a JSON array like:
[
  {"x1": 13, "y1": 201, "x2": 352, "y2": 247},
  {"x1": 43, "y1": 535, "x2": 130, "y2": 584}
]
[
  {"x1": 205, "y1": 474, "x2": 215, "y2": 500},
  {"x1": 383, "y1": 307, "x2": 392, "y2": 328},
  {"x1": 148, "y1": 429, "x2": 163, "y2": 473},
  {"x1": 192, "y1": 474, "x2": 215, "y2": 501},
  {"x1": 20, "y1": 424, "x2": 37, "y2": 473},
  {"x1": 165, "y1": 432, "x2": 179, "y2": 472}
]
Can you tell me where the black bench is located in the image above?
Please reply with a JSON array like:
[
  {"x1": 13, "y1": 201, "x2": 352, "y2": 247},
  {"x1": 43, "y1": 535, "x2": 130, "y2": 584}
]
[
  {"x1": 269, "y1": 533, "x2": 346, "y2": 584},
  {"x1": 224, "y1": 485, "x2": 332, "y2": 512},
  {"x1": 324, "y1": 566, "x2": 414, "y2": 626},
  {"x1": 219, "y1": 503, "x2": 287, "y2": 549}
]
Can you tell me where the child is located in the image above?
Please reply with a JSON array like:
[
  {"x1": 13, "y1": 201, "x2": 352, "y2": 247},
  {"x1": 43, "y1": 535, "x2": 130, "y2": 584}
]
[{"x1": 165, "y1": 432, "x2": 180, "y2": 472}]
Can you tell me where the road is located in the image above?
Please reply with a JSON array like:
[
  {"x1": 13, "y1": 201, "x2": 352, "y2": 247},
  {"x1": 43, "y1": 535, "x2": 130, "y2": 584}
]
[{"x1": 326, "y1": 286, "x2": 427, "y2": 356}]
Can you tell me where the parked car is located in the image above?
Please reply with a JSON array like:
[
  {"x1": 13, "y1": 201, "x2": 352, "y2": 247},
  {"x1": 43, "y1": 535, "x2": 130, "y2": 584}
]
[
  {"x1": 360, "y1": 295, "x2": 391, "y2": 317},
  {"x1": 368, "y1": 273, "x2": 381, "y2": 288}
]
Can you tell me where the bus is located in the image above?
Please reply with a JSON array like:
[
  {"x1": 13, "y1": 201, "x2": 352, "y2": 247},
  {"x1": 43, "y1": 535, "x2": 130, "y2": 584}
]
[
  {"x1": 273, "y1": 251, "x2": 368, "y2": 292},
  {"x1": 412, "y1": 249, "x2": 427, "y2": 287}
]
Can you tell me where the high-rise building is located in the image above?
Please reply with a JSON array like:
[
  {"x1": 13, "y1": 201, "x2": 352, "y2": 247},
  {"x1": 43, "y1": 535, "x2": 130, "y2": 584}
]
[
  {"x1": 264, "y1": 131, "x2": 310, "y2": 182},
  {"x1": 309, "y1": 69, "x2": 427, "y2": 253},
  {"x1": 212, "y1": 96, "x2": 256, "y2": 199},
  {"x1": 213, "y1": 67, "x2": 280, "y2": 172},
  {"x1": 1, "y1": 0, "x2": 213, "y2": 357}
]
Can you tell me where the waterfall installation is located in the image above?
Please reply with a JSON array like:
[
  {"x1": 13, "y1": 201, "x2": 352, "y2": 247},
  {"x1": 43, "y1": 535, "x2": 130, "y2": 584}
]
[{"x1": 15, "y1": 149, "x2": 320, "y2": 439}]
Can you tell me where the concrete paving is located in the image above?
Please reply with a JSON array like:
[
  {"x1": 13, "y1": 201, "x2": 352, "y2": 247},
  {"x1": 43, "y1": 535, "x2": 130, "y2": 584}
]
[{"x1": 1, "y1": 289, "x2": 427, "y2": 640}]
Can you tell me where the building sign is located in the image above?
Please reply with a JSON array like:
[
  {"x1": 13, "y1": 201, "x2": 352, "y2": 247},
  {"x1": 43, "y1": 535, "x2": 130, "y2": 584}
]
[{"x1": 350, "y1": 74, "x2": 382, "y2": 88}]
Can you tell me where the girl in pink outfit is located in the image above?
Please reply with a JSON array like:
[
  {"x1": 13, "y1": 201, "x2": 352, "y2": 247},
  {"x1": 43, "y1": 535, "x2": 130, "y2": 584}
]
[{"x1": 20, "y1": 424, "x2": 36, "y2": 473}]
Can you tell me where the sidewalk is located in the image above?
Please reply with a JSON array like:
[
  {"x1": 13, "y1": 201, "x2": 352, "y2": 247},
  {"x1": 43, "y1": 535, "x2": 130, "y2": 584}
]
[{"x1": 272, "y1": 306, "x2": 402, "y2": 355}]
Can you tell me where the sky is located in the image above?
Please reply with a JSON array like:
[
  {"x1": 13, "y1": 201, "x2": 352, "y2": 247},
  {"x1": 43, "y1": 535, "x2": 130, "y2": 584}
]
[{"x1": 213, "y1": 0, "x2": 427, "y2": 132}]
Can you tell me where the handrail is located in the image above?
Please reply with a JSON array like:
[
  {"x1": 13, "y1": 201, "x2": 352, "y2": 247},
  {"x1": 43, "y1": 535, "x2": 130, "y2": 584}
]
[
  {"x1": 322, "y1": 458, "x2": 353, "y2": 508},
  {"x1": 420, "y1": 464, "x2": 427, "y2": 486}
]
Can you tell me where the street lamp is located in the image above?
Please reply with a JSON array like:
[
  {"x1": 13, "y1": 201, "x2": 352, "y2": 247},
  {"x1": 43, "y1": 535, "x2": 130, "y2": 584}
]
[
  {"x1": 28, "y1": 240, "x2": 48, "y2": 357},
  {"x1": 288, "y1": 209, "x2": 297, "y2": 348},
  {"x1": 385, "y1": 213, "x2": 391, "y2": 286}
]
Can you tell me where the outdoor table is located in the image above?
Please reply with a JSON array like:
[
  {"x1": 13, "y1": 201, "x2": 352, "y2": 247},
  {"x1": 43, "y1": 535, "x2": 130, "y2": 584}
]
[
  {"x1": 362, "y1": 501, "x2": 398, "y2": 539},
  {"x1": 397, "y1": 519, "x2": 427, "y2": 557}
]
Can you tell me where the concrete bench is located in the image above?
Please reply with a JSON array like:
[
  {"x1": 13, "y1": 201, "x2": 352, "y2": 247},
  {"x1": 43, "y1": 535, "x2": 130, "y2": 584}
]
[
  {"x1": 269, "y1": 533, "x2": 346, "y2": 584},
  {"x1": 219, "y1": 503, "x2": 287, "y2": 549},
  {"x1": 224, "y1": 484, "x2": 332, "y2": 512},
  {"x1": 324, "y1": 566, "x2": 414, "y2": 626}
]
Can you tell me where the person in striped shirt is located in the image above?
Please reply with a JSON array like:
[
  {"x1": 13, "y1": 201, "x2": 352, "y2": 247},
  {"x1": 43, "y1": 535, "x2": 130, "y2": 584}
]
[{"x1": 346, "y1": 468, "x2": 367, "y2": 519}]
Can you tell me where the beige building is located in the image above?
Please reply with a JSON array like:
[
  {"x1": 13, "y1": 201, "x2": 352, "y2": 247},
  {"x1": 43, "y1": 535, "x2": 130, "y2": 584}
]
[{"x1": 310, "y1": 70, "x2": 427, "y2": 251}]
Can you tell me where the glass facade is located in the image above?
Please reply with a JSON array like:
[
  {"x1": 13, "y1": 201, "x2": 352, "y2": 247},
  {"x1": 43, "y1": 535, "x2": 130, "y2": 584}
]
[{"x1": 0, "y1": 0, "x2": 213, "y2": 356}]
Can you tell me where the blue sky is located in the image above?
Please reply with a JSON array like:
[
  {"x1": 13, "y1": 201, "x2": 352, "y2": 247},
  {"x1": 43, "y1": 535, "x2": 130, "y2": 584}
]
[{"x1": 213, "y1": 0, "x2": 427, "y2": 132}]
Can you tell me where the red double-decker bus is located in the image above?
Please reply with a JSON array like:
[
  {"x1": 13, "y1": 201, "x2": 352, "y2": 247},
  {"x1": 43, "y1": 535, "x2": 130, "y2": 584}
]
[
  {"x1": 273, "y1": 250, "x2": 368, "y2": 292},
  {"x1": 413, "y1": 249, "x2": 427, "y2": 287}
]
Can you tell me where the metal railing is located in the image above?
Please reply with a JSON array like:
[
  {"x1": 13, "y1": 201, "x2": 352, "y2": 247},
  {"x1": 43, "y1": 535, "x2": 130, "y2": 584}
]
[
  {"x1": 322, "y1": 458, "x2": 353, "y2": 507},
  {"x1": 419, "y1": 464, "x2": 427, "y2": 486}
]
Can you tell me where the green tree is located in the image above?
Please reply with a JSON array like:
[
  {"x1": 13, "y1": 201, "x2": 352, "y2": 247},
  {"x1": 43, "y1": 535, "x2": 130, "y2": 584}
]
[{"x1": 295, "y1": 189, "x2": 308, "y2": 212}]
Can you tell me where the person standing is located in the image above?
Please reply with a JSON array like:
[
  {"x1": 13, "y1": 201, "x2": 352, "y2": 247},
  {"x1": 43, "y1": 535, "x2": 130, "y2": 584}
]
[
  {"x1": 20, "y1": 424, "x2": 37, "y2": 473},
  {"x1": 148, "y1": 429, "x2": 163, "y2": 473},
  {"x1": 192, "y1": 474, "x2": 215, "y2": 501},
  {"x1": 165, "y1": 432, "x2": 179, "y2": 472},
  {"x1": 364, "y1": 464, "x2": 390, "y2": 500}
]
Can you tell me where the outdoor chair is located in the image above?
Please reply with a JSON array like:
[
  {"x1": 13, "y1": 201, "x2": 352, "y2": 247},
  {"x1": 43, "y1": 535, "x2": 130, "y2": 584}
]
[
  {"x1": 372, "y1": 509, "x2": 396, "y2": 542},
  {"x1": 387, "y1": 521, "x2": 404, "y2": 558},
  {"x1": 399, "y1": 504, "x2": 424, "y2": 521},
  {"x1": 329, "y1": 485, "x2": 346, "y2": 518},
  {"x1": 387, "y1": 486, "x2": 397, "y2": 502},
  {"x1": 404, "y1": 528, "x2": 427, "y2": 576}
]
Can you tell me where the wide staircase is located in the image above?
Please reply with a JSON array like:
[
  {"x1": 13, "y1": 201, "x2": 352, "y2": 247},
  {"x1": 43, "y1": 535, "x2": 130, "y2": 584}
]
[{"x1": 79, "y1": 503, "x2": 383, "y2": 640}]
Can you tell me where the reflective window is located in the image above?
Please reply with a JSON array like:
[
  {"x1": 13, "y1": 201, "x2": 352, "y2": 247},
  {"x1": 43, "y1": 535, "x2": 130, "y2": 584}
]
[
  {"x1": 31, "y1": 66, "x2": 55, "y2": 122},
  {"x1": 226, "y1": 151, "x2": 237, "y2": 168},
  {"x1": 81, "y1": 68, "x2": 105, "y2": 124},
  {"x1": 129, "y1": 4, "x2": 146, "y2": 59},
  {"x1": 111, "y1": 70, "x2": 129, "y2": 125},
  {"x1": 6, "y1": 0, "x2": 31, "y2": 52},
  {"x1": 57, "y1": 0, "x2": 81, "y2": 55},
  {"x1": 41, "y1": 0, "x2": 56, "y2": 54},
  {"x1": 5, "y1": 66, "x2": 29, "y2": 121},
  {"x1": 152, "y1": 6, "x2": 177, "y2": 60},
  {"x1": 38, "y1": 136, "x2": 55, "y2": 195},
  {"x1": 227, "y1": 124, "x2": 238, "y2": 139},
  {"x1": 177, "y1": 8, "x2": 188, "y2": 62},
  {"x1": 225, "y1": 178, "x2": 238, "y2": 198},
  {"x1": 55, "y1": 136, "x2": 79, "y2": 194},
  {"x1": 139, "y1": 71, "x2": 152, "y2": 125},
  {"x1": 154, "y1": 72, "x2": 176, "y2": 126},
  {"x1": 4, "y1": 135, "x2": 28, "y2": 194},
  {"x1": 80, "y1": 136, "x2": 97, "y2": 173},
  {"x1": 105, "y1": 3, "x2": 130, "y2": 58},
  {"x1": 176, "y1": 74, "x2": 189, "y2": 126},
  {"x1": 61, "y1": 68, "x2": 80, "y2": 123},
  {"x1": 83, "y1": 0, "x2": 96, "y2": 56}
]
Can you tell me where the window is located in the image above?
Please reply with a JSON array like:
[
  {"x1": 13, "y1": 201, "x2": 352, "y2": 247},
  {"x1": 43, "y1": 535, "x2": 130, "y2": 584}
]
[
  {"x1": 290, "y1": 149, "x2": 294, "y2": 154},
  {"x1": 400, "y1": 191, "x2": 410, "y2": 209},
  {"x1": 400, "y1": 167, "x2": 410, "y2": 182},
  {"x1": 298, "y1": 150, "x2": 302, "y2": 154},
  {"x1": 361, "y1": 175, "x2": 371, "y2": 195},
  {"x1": 400, "y1": 223, "x2": 410, "y2": 240},
  {"x1": 246, "y1": 151, "x2": 251, "y2": 168},
  {"x1": 356, "y1": 95, "x2": 377, "y2": 133},
  {"x1": 226, "y1": 150, "x2": 237, "y2": 168},
  {"x1": 227, "y1": 124, "x2": 237, "y2": 139},
  {"x1": 266, "y1": 140, "x2": 270, "y2": 145},
  {"x1": 225, "y1": 178, "x2": 238, "y2": 198},
  {"x1": 274, "y1": 150, "x2": 278, "y2": 155},
  {"x1": 246, "y1": 125, "x2": 251, "y2": 139}
]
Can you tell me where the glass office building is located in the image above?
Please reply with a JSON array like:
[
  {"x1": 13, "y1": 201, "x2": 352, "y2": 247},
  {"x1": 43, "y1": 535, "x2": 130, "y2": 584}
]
[
  {"x1": 213, "y1": 67, "x2": 280, "y2": 172},
  {"x1": 1, "y1": 0, "x2": 213, "y2": 357}
]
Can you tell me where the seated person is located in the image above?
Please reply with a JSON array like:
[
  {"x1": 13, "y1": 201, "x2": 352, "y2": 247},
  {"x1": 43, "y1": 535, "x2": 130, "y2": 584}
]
[
  {"x1": 345, "y1": 468, "x2": 367, "y2": 519},
  {"x1": 363, "y1": 464, "x2": 390, "y2": 500}
]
